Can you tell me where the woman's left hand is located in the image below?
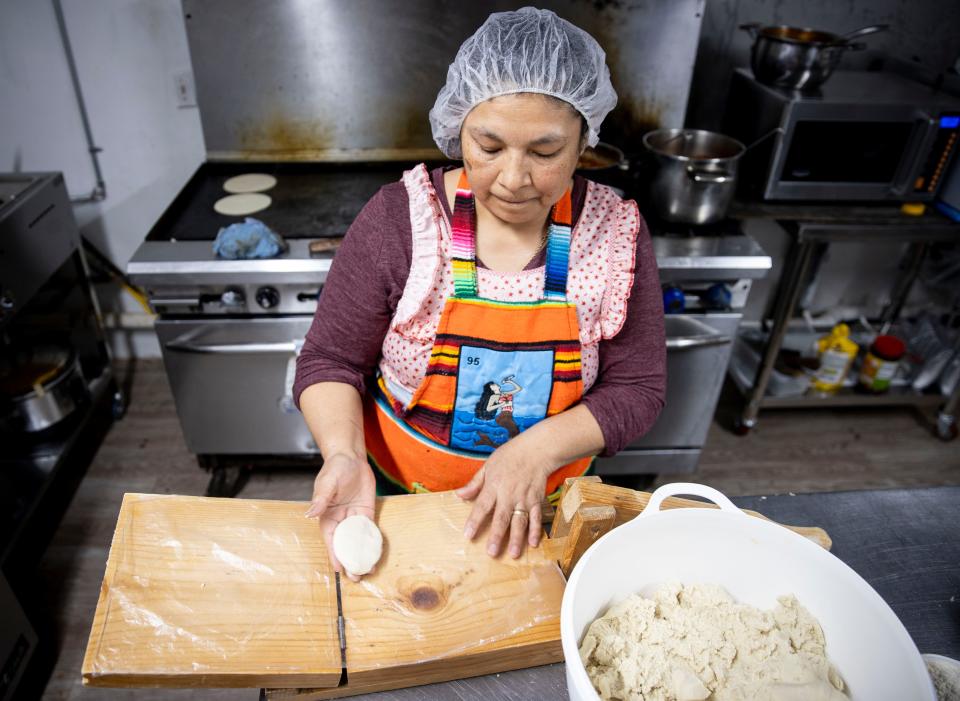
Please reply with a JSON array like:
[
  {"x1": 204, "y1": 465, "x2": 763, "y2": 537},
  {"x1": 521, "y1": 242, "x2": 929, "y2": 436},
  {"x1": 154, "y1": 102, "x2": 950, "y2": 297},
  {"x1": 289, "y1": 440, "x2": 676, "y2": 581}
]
[{"x1": 455, "y1": 440, "x2": 553, "y2": 559}]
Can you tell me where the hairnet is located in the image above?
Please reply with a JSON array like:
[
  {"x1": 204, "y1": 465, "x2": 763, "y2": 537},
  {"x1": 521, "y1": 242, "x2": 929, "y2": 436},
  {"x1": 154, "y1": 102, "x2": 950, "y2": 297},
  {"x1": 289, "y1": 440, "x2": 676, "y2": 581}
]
[{"x1": 429, "y1": 7, "x2": 618, "y2": 159}]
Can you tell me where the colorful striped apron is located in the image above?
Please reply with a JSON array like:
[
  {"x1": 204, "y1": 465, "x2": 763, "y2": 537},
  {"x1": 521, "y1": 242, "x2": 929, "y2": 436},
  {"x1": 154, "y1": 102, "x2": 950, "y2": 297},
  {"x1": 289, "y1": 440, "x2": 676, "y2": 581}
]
[{"x1": 364, "y1": 172, "x2": 593, "y2": 497}]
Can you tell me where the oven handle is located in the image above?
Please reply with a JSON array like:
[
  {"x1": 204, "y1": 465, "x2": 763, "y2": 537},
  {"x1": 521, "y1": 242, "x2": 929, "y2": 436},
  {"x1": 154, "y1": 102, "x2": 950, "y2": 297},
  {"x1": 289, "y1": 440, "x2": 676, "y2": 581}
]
[
  {"x1": 665, "y1": 316, "x2": 732, "y2": 350},
  {"x1": 890, "y1": 111, "x2": 938, "y2": 197},
  {"x1": 165, "y1": 340, "x2": 298, "y2": 354},
  {"x1": 667, "y1": 334, "x2": 732, "y2": 350}
]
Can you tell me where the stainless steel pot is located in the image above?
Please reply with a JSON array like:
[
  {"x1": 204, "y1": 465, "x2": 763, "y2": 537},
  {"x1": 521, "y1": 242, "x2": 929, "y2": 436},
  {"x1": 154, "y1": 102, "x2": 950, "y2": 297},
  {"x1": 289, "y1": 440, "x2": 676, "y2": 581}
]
[
  {"x1": 740, "y1": 23, "x2": 887, "y2": 90},
  {"x1": 0, "y1": 346, "x2": 89, "y2": 432},
  {"x1": 642, "y1": 129, "x2": 745, "y2": 225},
  {"x1": 576, "y1": 142, "x2": 628, "y2": 173}
]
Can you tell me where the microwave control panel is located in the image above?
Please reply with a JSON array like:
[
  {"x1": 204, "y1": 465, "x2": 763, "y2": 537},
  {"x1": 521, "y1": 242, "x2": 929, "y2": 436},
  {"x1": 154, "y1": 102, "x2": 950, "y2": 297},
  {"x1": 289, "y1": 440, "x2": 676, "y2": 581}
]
[{"x1": 915, "y1": 114, "x2": 960, "y2": 195}]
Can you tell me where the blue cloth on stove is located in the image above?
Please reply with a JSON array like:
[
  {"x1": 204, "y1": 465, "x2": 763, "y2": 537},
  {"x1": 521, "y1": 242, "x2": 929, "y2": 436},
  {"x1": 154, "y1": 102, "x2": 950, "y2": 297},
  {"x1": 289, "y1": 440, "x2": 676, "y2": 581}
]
[{"x1": 212, "y1": 218, "x2": 286, "y2": 259}]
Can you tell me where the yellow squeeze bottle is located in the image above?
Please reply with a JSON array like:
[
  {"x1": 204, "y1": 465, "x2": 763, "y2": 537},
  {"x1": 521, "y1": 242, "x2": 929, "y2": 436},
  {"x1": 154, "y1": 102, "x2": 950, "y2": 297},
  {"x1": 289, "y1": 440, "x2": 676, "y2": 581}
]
[{"x1": 812, "y1": 323, "x2": 859, "y2": 393}]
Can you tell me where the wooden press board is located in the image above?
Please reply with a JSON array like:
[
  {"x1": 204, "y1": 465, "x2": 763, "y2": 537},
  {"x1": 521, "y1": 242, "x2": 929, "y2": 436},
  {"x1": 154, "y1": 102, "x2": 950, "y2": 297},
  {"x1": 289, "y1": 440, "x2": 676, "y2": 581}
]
[
  {"x1": 82, "y1": 491, "x2": 565, "y2": 691},
  {"x1": 81, "y1": 493, "x2": 340, "y2": 688}
]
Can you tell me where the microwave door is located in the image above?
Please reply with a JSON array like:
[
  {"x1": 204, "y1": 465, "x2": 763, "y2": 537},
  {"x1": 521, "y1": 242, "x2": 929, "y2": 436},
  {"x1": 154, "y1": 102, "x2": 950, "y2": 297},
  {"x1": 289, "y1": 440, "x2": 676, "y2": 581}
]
[
  {"x1": 764, "y1": 106, "x2": 942, "y2": 201},
  {"x1": 769, "y1": 114, "x2": 938, "y2": 200},
  {"x1": 889, "y1": 111, "x2": 941, "y2": 198}
]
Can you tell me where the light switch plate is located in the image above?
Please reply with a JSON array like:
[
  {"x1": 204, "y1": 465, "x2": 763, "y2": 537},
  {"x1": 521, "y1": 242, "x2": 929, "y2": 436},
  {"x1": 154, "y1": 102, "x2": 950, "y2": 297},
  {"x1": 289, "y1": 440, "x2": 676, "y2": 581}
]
[{"x1": 173, "y1": 71, "x2": 196, "y2": 108}]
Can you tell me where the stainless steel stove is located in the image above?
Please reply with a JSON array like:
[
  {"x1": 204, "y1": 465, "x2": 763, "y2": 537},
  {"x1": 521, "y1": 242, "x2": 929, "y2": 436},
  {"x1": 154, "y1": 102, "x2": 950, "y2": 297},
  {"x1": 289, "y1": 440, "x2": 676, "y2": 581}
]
[
  {"x1": 128, "y1": 161, "x2": 771, "y2": 478},
  {"x1": 129, "y1": 161, "x2": 433, "y2": 458},
  {"x1": 130, "y1": 161, "x2": 431, "y2": 317}
]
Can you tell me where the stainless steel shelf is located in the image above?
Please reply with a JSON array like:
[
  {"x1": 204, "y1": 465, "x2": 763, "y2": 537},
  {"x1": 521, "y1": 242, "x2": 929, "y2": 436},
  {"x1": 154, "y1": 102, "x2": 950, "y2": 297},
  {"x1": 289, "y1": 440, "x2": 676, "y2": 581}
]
[
  {"x1": 729, "y1": 200, "x2": 960, "y2": 228},
  {"x1": 758, "y1": 386, "x2": 947, "y2": 410},
  {"x1": 732, "y1": 209, "x2": 960, "y2": 437}
]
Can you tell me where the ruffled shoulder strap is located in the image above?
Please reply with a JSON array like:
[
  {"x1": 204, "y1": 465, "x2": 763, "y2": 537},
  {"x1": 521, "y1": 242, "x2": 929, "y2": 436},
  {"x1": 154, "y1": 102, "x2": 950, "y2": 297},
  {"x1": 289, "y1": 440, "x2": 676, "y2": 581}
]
[
  {"x1": 601, "y1": 191, "x2": 640, "y2": 340},
  {"x1": 391, "y1": 164, "x2": 446, "y2": 341},
  {"x1": 570, "y1": 181, "x2": 640, "y2": 344}
]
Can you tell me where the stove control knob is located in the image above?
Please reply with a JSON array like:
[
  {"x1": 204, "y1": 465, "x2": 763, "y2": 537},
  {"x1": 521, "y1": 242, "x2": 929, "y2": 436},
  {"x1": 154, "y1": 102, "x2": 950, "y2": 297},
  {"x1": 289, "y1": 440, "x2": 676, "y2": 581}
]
[
  {"x1": 220, "y1": 288, "x2": 245, "y2": 307},
  {"x1": 256, "y1": 286, "x2": 280, "y2": 309}
]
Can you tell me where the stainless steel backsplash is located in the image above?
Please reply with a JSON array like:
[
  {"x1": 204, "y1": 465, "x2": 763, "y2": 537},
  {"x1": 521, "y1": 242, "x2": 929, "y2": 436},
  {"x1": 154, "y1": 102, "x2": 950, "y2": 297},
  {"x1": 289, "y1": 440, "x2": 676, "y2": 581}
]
[{"x1": 182, "y1": 0, "x2": 705, "y2": 161}]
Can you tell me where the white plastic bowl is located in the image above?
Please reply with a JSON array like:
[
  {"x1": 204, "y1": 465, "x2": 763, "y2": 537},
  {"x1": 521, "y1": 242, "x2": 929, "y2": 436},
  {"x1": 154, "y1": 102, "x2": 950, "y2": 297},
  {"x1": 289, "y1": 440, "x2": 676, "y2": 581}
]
[{"x1": 560, "y1": 483, "x2": 935, "y2": 701}]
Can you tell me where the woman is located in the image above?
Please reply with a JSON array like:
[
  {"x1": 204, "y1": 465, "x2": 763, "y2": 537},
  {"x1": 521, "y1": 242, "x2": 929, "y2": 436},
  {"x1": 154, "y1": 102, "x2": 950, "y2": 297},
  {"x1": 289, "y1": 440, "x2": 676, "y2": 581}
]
[{"x1": 296, "y1": 7, "x2": 665, "y2": 576}]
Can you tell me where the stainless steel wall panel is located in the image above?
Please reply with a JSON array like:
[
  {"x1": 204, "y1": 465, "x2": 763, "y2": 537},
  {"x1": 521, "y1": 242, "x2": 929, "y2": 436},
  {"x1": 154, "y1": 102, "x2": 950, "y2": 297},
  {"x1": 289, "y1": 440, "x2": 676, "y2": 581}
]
[{"x1": 182, "y1": 0, "x2": 704, "y2": 160}]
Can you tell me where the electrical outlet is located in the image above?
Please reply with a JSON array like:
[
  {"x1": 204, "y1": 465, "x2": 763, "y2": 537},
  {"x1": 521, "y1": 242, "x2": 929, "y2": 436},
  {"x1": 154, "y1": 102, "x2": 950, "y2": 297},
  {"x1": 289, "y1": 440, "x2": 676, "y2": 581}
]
[{"x1": 174, "y1": 71, "x2": 196, "y2": 108}]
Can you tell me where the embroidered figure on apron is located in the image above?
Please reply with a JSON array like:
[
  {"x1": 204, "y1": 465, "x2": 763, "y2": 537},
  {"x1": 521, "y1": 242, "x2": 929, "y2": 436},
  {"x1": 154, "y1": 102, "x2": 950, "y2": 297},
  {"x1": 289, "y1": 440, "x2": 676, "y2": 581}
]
[
  {"x1": 364, "y1": 171, "x2": 593, "y2": 497},
  {"x1": 473, "y1": 375, "x2": 522, "y2": 447}
]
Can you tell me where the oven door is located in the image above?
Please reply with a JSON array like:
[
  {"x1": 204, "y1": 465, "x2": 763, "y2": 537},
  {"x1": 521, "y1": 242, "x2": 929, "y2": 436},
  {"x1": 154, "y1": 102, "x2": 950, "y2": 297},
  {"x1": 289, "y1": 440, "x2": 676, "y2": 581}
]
[
  {"x1": 765, "y1": 104, "x2": 942, "y2": 201},
  {"x1": 596, "y1": 314, "x2": 739, "y2": 476},
  {"x1": 156, "y1": 317, "x2": 315, "y2": 455}
]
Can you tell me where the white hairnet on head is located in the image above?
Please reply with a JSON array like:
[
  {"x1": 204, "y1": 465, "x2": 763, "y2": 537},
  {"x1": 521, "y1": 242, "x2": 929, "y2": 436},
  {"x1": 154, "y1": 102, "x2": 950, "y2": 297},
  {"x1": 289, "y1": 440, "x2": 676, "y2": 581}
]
[{"x1": 429, "y1": 6, "x2": 618, "y2": 159}]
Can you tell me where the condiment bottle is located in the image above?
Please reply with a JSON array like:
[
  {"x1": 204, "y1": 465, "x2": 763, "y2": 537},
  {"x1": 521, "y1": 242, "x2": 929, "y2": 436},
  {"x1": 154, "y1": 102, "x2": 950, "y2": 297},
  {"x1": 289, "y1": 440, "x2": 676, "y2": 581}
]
[
  {"x1": 812, "y1": 323, "x2": 859, "y2": 393},
  {"x1": 859, "y1": 335, "x2": 906, "y2": 393}
]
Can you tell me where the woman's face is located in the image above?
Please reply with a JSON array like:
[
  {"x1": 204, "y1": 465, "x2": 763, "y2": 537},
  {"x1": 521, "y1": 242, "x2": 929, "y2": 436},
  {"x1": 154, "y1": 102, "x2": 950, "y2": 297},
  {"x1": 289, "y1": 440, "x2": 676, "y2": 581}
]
[{"x1": 460, "y1": 93, "x2": 584, "y2": 227}]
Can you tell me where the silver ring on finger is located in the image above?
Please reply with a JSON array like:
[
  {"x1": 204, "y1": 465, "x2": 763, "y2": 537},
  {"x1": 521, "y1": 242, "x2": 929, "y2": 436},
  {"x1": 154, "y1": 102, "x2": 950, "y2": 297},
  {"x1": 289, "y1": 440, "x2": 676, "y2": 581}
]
[{"x1": 512, "y1": 507, "x2": 529, "y2": 520}]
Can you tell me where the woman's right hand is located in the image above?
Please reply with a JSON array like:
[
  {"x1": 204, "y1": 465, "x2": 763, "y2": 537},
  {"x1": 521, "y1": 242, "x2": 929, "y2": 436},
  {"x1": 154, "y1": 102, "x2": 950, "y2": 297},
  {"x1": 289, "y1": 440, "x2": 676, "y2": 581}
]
[{"x1": 305, "y1": 452, "x2": 376, "y2": 581}]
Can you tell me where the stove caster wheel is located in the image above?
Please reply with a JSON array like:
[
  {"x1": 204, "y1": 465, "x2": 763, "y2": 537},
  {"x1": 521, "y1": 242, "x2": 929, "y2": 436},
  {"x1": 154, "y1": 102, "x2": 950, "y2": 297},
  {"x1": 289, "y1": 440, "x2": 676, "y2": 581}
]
[
  {"x1": 111, "y1": 391, "x2": 127, "y2": 420},
  {"x1": 935, "y1": 413, "x2": 957, "y2": 442},
  {"x1": 206, "y1": 465, "x2": 252, "y2": 498},
  {"x1": 733, "y1": 417, "x2": 753, "y2": 436}
]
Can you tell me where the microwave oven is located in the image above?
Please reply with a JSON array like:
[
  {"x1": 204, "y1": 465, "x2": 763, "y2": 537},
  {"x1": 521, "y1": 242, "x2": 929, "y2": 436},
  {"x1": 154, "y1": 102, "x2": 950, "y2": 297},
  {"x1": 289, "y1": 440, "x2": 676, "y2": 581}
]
[{"x1": 723, "y1": 68, "x2": 960, "y2": 202}]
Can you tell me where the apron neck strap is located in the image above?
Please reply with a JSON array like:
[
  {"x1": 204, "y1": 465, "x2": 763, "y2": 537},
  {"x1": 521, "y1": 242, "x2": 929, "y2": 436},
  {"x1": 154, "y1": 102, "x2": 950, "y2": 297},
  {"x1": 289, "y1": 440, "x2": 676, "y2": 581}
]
[{"x1": 451, "y1": 171, "x2": 572, "y2": 299}]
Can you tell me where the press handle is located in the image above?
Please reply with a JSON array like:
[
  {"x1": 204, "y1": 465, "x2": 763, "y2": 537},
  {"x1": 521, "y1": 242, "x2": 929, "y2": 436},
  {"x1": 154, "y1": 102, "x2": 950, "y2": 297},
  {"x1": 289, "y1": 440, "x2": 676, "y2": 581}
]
[{"x1": 642, "y1": 483, "x2": 742, "y2": 516}]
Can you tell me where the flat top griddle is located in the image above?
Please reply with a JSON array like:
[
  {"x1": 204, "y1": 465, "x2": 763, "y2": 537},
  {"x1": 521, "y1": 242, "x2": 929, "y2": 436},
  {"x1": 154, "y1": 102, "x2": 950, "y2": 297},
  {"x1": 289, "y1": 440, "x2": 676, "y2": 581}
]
[{"x1": 146, "y1": 161, "x2": 444, "y2": 242}]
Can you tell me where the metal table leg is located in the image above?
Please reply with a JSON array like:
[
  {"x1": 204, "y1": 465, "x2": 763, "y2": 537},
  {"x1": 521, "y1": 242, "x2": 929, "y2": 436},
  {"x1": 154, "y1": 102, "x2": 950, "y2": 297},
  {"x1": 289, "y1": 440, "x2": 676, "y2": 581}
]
[
  {"x1": 737, "y1": 236, "x2": 816, "y2": 434},
  {"x1": 937, "y1": 378, "x2": 960, "y2": 441},
  {"x1": 880, "y1": 242, "x2": 928, "y2": 330}
]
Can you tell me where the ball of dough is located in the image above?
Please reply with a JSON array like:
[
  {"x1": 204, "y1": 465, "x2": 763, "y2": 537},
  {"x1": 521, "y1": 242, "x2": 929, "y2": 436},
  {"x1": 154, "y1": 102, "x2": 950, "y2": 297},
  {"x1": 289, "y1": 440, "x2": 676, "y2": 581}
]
[{"x1": 333, "y1": 515, "x2": 383, "y2": 576}]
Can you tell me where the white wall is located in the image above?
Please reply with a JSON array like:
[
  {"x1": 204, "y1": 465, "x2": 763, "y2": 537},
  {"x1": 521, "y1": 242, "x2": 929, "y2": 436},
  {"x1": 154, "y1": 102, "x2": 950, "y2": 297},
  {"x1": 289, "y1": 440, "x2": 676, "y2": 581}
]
[{"x1": 1, "y1": 0, "x2": 205, "y2": 357}]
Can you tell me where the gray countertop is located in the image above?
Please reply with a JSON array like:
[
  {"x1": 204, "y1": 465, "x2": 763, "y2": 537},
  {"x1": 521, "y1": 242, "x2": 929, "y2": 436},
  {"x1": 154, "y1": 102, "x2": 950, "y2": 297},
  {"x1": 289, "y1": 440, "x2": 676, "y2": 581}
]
[{"x1": 331, "y1": 486, "x2": 959, "y2": 701}]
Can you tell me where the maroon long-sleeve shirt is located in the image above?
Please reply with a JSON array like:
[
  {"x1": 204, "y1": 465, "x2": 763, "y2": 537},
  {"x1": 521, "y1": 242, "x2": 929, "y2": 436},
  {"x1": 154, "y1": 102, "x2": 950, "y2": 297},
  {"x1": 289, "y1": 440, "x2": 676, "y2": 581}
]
[{"x1": 294, "y1": 167, "x2": 665, "y2": 457}]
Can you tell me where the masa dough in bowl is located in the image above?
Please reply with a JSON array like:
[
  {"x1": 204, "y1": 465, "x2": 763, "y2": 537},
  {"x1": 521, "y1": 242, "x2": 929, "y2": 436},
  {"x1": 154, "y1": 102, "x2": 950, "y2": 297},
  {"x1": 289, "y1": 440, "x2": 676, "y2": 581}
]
[
  {"x1": 333, "y1": 514, "x2": 383, "y2": 577},
  {"x1": 580, "y1": 582, "x2": 847, "y2": 701},
  {"x1": 924, "y1": 655, "x2": 960, "y2": 701}
]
